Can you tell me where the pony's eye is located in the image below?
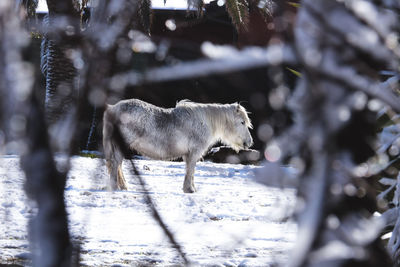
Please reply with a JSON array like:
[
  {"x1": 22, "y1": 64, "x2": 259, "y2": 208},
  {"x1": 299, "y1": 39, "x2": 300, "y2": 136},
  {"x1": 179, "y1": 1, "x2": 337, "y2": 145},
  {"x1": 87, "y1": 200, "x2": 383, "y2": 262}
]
[{"x1": 241, "y1": 121, "x2": 245, "y2": 125}]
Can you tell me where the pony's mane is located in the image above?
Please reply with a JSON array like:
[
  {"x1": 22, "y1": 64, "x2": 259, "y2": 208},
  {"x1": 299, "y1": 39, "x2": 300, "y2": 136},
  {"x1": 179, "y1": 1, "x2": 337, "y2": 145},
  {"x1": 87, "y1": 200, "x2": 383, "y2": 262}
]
[
  {"x1": 176, "y1": 99, "x2": 193, "y2": 106},
  {"x1": 176, "y1": 100, "x2": 252, "y2": 129},
  {"x1": 175, "y1": 99, "x2": 212, "y2": 107}
]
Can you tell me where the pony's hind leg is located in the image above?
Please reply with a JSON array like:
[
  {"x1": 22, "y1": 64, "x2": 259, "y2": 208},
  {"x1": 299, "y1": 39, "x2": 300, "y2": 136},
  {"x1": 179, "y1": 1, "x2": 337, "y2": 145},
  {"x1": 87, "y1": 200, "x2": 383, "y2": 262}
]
[
  {"x1": 106, "y1": 157, "x2": 127, "y2": 190},
  {"x1": 106, "y1": 159, "x2": 117, "y2": 190},
  {"x1": 117, "y1": 164, "x2": 128, "y2": 190},
  {"x1": 103, "y1": 110, "x2": 128, "y2": 190}
]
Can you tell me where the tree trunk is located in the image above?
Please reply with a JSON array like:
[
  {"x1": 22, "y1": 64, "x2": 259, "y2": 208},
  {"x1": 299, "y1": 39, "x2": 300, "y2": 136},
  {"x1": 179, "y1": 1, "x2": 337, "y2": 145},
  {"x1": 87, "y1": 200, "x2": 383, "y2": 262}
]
[{"x1": 41, "y1": 0, "x2": 80, "y2": 127}]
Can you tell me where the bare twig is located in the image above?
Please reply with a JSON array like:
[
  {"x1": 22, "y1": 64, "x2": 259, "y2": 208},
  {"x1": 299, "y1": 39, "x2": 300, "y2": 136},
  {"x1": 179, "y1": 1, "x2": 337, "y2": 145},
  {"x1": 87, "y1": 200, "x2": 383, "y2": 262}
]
[{"x1": 111, "y1": 123, "x2": 190, "y2": 265}]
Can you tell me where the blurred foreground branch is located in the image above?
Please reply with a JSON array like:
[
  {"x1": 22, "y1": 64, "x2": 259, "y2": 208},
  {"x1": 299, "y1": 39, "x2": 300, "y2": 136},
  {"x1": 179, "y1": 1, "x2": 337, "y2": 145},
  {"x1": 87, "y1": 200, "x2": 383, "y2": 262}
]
[
  {"x1": 0, "y1": 1, "x2": 72, "y2": 266},
  {"x1": 115, "y1": 44, "x2": 297, "y2": 86},
  {"x1": 257, "y1": 1, "x2": 399, "y2": 266}
]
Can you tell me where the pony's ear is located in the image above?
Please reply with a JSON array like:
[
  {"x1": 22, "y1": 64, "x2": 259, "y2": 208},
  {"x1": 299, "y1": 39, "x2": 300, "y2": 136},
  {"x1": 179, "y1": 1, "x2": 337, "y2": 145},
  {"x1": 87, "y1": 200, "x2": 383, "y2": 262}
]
[{"x1": 234, "y1": 103, "x2": 240, "y2": 113}]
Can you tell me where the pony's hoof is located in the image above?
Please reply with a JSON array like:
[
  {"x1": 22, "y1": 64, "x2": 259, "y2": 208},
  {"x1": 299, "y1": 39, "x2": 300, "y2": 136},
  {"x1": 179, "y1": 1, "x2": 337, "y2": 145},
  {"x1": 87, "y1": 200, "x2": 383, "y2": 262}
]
[
  {"x1": 118, "y1": 184, "x2": 128, "y2": 190},
  {"x1": 183, "y1": 187, "x2": 196, "y2": 193}
]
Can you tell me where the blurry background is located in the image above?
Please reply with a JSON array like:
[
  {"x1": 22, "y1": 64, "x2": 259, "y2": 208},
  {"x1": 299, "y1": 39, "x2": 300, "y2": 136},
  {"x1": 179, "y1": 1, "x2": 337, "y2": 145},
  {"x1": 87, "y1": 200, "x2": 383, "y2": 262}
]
[{"x1": 34, "y1": 0, "x2": 298, "y2": 159}]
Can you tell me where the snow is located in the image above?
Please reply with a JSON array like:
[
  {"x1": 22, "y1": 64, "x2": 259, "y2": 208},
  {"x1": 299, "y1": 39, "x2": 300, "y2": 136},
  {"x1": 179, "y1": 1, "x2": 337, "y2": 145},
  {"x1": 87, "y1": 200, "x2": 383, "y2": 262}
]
[{"x1": 0, "y1": 156, "x2": 297, "y2": 266}]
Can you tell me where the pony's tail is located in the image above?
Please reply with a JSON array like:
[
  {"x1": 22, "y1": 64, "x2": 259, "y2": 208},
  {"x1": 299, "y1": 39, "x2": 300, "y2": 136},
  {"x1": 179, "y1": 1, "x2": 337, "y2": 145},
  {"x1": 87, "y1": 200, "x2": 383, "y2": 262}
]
[{"x1": 103, "y1": 105, "x2": 127, "y2": 190}]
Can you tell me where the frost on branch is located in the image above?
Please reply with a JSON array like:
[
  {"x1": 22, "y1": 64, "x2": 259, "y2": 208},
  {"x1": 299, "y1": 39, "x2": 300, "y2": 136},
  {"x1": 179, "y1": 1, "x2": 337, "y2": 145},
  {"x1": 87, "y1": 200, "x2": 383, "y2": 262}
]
[{"x1": 258, "y1": 1, "x2": 400, "y2": 266}]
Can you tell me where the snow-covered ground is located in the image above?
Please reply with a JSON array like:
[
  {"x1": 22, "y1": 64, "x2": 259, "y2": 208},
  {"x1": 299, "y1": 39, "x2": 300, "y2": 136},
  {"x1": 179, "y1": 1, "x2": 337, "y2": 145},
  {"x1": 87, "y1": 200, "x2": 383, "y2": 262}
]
[{"x1": 0, "y1": 156, "x2": 297, "y2": 266}]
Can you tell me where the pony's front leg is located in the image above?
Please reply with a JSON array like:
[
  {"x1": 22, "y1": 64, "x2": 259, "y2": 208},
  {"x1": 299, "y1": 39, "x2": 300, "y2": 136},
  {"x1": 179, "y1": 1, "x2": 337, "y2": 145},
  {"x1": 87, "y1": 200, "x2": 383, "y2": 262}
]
[{"x1": 183, "y1": 157, "x2": 197, "y2": 193}]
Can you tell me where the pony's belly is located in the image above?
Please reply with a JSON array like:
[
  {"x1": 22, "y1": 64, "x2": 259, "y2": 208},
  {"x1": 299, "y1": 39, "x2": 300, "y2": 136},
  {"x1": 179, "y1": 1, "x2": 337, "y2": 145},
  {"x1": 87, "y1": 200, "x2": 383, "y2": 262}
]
[{"x1": 130, "y1": 139, "x2": 187, "y2": 160}]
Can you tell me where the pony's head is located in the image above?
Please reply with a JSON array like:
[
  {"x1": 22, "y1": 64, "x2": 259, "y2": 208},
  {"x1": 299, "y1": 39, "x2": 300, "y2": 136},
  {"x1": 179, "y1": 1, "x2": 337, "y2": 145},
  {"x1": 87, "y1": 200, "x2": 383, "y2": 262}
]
[{"x1": 223, "y1": 103, "x2": 253, "y2": 152}]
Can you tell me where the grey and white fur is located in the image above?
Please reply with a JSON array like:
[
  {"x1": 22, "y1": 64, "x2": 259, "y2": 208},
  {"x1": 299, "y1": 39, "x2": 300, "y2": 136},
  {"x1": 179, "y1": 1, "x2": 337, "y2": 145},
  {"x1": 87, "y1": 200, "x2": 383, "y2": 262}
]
[{"x1": 103, "y1": 99, "x2": 253, "y2": 193}]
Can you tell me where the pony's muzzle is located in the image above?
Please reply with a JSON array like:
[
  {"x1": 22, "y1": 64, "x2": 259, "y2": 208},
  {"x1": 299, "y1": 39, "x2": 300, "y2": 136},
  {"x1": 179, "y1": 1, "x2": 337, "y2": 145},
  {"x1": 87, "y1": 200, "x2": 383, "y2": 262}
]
[{"x1": 243, "y1": 140, "x2": 253, "y2": 149}]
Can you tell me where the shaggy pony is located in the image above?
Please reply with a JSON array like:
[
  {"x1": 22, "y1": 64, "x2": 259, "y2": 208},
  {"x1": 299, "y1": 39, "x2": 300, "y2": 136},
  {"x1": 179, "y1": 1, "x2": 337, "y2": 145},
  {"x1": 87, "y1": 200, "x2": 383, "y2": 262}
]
[{"x1": 103, "y1": 99, "x2": 253, "y2": 193}]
